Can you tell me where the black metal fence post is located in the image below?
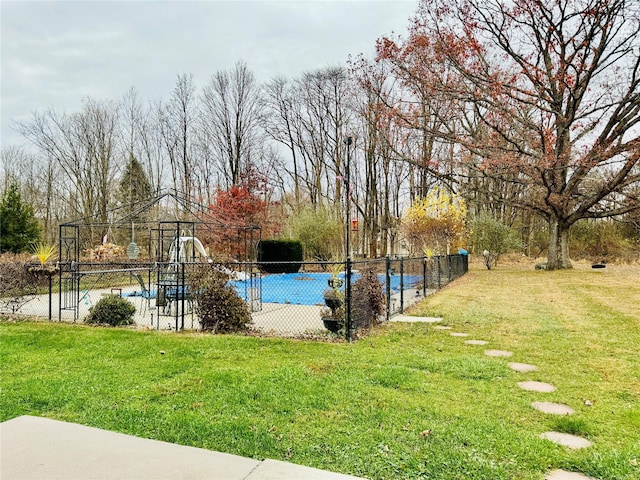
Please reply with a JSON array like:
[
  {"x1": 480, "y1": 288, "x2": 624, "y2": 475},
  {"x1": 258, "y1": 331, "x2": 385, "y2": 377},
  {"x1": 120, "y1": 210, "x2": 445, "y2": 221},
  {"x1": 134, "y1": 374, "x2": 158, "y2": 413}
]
[
  {"x1": 180, "y1": 262, "x2": 185, "y2": 331},
  {"x1": 345, "y1": 257, "x2": 352, "y2": 342},
  {"x1": 422, "y1": 256, "x2": 427, "y2": 297},
  {"x1": 48, "y1": 275, "x2": 52, "y2": 321},
  {"x1": 385, "y1": 256, "x2": 391, "y2": 322},
  {"x1": 399, "y1": 257, "x2": 404, "y2": 314}
]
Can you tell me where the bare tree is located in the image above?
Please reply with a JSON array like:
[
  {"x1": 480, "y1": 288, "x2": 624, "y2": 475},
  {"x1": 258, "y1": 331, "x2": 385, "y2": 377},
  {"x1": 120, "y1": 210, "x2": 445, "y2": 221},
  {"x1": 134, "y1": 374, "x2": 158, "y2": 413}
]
[
  {"x1": 139, "y1": 100, "x2": 167, "y2": 196},
  {"x1": 17, "y1": 98, "x2": 120, "y2": 230},
  {"x1": 158, "y1": 74, "x2": 198, "y2": 201},
  {"x1": 348, "y1": 60, "x2": 408, "y2": 257},
  {"x1": 121, "y1": 87, "x2": 144, "y2": 164},
  {"x1": 297, "y1": 67, "x2": 353, "y2": 207},
  {"x1": 200, "y1": 61, "x2": 264, "y2": 189},
  {"x1": 262, "y1": 76, "x2": 302, "y2": 205}
]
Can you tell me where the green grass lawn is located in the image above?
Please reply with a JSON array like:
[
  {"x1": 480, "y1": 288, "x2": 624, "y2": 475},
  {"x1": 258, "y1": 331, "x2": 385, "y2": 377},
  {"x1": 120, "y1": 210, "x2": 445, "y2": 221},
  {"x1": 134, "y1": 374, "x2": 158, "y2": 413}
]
[{"x1": 1, "y1": 262, "x2": 639, "y2": 479}]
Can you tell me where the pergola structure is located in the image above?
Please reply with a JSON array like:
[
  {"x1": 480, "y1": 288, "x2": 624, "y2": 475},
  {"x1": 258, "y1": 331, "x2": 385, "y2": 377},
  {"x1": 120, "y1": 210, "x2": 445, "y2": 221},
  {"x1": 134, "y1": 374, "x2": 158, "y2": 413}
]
[{"x1": 57, "y1": 190, "x2": 261, "y2": 328}]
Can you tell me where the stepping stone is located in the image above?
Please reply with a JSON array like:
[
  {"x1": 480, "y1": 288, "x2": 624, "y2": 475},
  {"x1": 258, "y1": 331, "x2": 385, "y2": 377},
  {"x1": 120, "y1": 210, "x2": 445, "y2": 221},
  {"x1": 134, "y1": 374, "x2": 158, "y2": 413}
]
[
  {"x1": 545, "y1": 469, "x2": 597, "y2": 480},
  {"x1": 484, "y1": 349, "x2": 513, "y2": 357},
  {"x1": 532, "y1": 402, "x2": 574, "y2": 415},
  {"x1": 450, "y1": 332, "x2": 470, "y2": 337},
  {"x1": 518, "y1": 381, "x2": 556, "y2": 392},
  {"x1": 509, "y1": 362, "x2": 538, "y2": 373},
  {"x1": 391, "y1": 315, "x2": 442, "y2": 323},
  {"x1": 465, "y1": 340, "x2": 488, "y2": 345},
  {"x1": 433, "y1": 326, "x2": 452, "y2": 330},
  {"x1": 540, "y1": 432, "x2": 592, "y2": 449}
]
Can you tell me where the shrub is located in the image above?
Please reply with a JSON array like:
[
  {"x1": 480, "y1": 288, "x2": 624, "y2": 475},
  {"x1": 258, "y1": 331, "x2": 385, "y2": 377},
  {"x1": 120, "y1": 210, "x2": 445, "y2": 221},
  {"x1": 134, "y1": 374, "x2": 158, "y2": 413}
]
[
  {"x1": 0, "y1": 256, "x2": 40, "y2": 296},
  {"x1": 469, "y1": 213, "x2": 521, "y2": 265},
  {"x1": 190, "y1": 267, "x2": 252, "y2": 333},
  {"x1": 257, "y1": 239, "x2": 303, "y2": 273},
  {"x1": 401, "y1": 188, "x2": 468, "y2": 255},
  {"x1": 285, "y1": 205, "x2": 342, "y2": 261},
  {"x1": 0, "y1": 183, "x2": 41, "y2": 254},
  {"x1": 351, "y1": 269, "x2": 386, "y2": 330},
  {"x1": 570, "y1": 218, "x2": 636, "y2": 262},
  {"x1": 0, "y1": 255, "x2": 45, "y2": 311},
  {"x1": 85, "y1": 294, "x2": 136, "y2": 326}
]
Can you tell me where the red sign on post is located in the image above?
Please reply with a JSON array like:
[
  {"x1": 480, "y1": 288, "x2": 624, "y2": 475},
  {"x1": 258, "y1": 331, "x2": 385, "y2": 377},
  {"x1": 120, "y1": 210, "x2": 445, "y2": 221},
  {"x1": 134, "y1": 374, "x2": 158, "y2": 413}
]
[{"x1": 351, "y1": 219, "x2": 358, "y2": 231}]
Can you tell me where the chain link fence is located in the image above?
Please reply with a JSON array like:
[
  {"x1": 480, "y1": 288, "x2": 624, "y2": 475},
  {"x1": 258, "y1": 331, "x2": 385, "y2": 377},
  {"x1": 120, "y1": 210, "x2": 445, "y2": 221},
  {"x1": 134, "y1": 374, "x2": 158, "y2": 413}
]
[{"x1": 1, "y1": 254, "x2": 468, "y2": 340}]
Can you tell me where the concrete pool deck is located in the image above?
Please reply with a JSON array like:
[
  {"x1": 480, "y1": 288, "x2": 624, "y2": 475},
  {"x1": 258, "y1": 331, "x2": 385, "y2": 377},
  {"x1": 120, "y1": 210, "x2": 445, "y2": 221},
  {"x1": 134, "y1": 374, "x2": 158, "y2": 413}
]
[
  {"x1": 1, "y1": 284, "x2": 429, "y2": 336},
  {"x1": 1, "y1": 416, "x2": 366, "y2": 480}
]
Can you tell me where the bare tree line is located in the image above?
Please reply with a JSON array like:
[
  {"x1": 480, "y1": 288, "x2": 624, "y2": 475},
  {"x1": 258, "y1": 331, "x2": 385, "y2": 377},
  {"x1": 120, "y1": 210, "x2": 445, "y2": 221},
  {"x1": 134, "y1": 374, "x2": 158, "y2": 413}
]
[
  {"x1": 2, "y1": 61, "x2": 431, "y2": 256},
  {"x1": 4, "y1": 0, "x2": 639, "y2": 269}
]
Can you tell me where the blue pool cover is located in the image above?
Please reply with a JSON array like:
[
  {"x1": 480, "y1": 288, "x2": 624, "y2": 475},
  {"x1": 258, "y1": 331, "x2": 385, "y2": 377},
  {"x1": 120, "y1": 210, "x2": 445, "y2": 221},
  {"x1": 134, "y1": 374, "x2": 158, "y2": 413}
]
[
  {"x1": 229, "y1": 272, "x2": 422, "y2": 306},
  {"x1": 125, "y1": 272, "x2": 422, "y2": 306}
]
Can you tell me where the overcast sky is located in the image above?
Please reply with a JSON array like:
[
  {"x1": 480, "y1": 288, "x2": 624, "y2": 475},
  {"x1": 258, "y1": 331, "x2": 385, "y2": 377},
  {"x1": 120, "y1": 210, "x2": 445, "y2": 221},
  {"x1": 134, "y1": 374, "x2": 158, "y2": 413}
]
[{"x1": 1, "y1": 0, "x2": 417, "y2": 147}]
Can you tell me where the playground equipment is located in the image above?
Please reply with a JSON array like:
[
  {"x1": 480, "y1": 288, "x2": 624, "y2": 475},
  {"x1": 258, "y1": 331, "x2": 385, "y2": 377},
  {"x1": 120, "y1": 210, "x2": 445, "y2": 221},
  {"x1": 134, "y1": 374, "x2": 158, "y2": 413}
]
[
  {"x1": 161, "y1": 235, "x2": 249, "y2": 282},
  {"x1": 158, "y1": 235, "x2": 248, "y2": 312}
]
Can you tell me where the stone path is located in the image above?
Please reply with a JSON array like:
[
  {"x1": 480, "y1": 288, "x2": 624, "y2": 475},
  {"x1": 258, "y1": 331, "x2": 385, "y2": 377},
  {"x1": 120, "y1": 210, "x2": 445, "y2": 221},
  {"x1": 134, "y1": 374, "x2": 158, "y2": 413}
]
[
  {"x1": 532, "y1": 402, "x2": 575, "y2": 415},
  {"x1": 508, "y1": 362, "x2": 538, "y2": 373},
  {"x1": 517, "y1": 381, "x2": 556, "y2": 393},
  {"x1": 539, "y1": 432, "x2": 593, "y2": 449},
  {"x1": 484, "y1": 349, "x2": 513, "y2": 357},
  {"x1": 545, "y1": 469, "x2": 597, "y2": 480},
  {"x1": 430, "y1": 321, "x2": 597, "y2": 478},
  {"x1": 464, "y1": 339, "x2": 488, "y2": 345}
]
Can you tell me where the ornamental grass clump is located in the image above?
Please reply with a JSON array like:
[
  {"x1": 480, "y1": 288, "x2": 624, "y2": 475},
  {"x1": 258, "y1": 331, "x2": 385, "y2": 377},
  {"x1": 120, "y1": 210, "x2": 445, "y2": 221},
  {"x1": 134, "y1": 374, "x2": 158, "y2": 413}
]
[
  {"x1": 28, "y1": 243, "x2": 59, "y2": 277},
  {"x1": 85, "y1": 294, "x2": 136, "y2": 327},
  {"x1": 31, "y1": 243, "x2": 56, "y2": 266}
]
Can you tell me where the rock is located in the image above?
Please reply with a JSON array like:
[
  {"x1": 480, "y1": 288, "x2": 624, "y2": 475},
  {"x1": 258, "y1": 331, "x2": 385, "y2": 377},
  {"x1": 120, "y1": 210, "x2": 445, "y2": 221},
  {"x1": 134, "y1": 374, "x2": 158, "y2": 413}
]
[
  {"x1": 540, "y1": 432, "x2": 592, "y2": 449},
  {"x1": 465, "y1": 340, "x2": 488, "y2": 345},
  {"x1": 508, "y1": 362, "x2": 538, "y2": 373},
  {"x1": 484, "y1": 349, "x2": 513, "y2": 357},
  {"x1": 532, "y1": 402, "x2": 574, "y2": 415},
  {"x1": 545, "y1": 469, "x2": 597, "y2": 479},
  {"x1": 517, "y1": 381, "x2": 556, "y2": 392}
]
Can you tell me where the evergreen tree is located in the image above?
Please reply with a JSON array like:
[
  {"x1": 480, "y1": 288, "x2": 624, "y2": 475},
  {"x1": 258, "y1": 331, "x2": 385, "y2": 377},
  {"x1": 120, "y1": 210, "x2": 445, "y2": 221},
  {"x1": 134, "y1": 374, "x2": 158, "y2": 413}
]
[
  {"x1": 0, "y1": 182, "x2": 41, "y2": 253},
  {"x1": 118, "y1": 154, "x2": 153, "y2": 216}
]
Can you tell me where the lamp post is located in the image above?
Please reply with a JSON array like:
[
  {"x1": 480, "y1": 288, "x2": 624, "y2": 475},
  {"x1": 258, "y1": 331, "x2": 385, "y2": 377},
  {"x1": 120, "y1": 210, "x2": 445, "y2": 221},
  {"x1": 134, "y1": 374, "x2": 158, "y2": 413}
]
[
  {"x1": 344, "y1": 136, "x2": 353, "y2": 260},
  {"x1": 343, "y1": 136, "x2": 353, "y2": 341}
]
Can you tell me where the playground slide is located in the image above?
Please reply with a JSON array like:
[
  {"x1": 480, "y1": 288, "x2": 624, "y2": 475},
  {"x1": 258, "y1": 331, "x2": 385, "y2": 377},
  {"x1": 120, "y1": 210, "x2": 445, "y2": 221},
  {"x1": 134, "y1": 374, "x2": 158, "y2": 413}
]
[{"x1": 169, "y1": 236, "x2": 249, "y2": 281}]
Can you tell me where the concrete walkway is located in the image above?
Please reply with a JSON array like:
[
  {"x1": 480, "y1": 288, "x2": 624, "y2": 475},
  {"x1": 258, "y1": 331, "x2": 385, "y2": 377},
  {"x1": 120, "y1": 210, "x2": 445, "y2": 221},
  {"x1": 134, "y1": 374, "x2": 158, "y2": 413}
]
[{"x1": 0, "y1": 416, "x2": 366, "y2": 480}]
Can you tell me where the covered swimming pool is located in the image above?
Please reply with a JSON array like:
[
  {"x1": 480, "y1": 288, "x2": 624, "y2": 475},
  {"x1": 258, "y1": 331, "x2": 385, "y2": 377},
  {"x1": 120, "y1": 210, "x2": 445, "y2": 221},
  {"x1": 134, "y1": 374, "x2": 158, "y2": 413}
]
[{"x1": 229, "y1": 272, "x2": 422, "y2": 306}]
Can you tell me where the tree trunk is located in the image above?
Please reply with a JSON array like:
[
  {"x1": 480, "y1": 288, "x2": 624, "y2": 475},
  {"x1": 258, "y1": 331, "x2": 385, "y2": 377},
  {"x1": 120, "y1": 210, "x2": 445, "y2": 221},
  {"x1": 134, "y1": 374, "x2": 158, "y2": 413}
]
[{"x1": 547, "y1": 216, "x2": 572, "y2": 270}]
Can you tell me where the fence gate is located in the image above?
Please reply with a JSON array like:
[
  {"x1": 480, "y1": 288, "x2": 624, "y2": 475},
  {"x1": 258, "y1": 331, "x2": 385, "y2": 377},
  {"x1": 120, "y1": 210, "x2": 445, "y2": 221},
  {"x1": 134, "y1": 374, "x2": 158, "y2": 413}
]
[{"x1": 59, "y1": 224, "x2": 80, "y2": 322}]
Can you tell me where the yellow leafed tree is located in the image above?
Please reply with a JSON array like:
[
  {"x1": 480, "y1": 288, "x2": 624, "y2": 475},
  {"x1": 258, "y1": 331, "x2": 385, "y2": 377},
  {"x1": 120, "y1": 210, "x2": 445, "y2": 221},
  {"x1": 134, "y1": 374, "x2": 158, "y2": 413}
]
[{"x1": 401, "y1": 188, "x2": 467, "y2": 255}]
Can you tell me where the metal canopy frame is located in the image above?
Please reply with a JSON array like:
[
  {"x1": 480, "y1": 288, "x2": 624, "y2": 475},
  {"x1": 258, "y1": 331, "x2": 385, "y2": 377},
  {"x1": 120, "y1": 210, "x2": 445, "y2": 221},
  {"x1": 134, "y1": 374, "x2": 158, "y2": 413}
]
[{"x1": 57, "y1": 190, "x2": 262, "y2": 328}]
